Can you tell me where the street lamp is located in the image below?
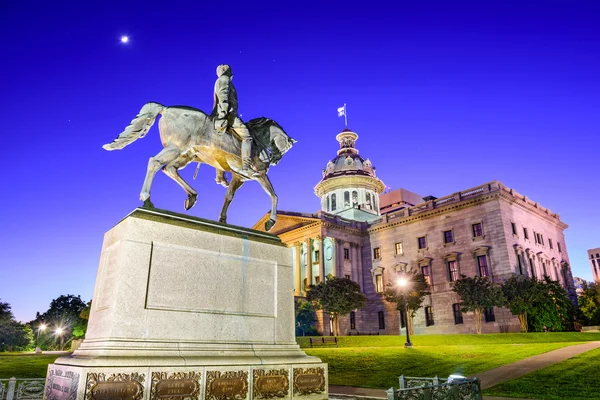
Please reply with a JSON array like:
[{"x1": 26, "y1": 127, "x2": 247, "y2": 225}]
[
  {"x1": 396, "y1": 277, "x2": 413, "y2": 348},
  {"x1": 35, "y1": 323, "x2": 47, "y2": 354}
]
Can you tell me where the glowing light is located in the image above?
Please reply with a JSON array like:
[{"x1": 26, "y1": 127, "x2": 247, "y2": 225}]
[
  {"x1": 39, "y1": 324, "x2": 47, "y2": 331},
  {"x1": 120, "y1": 35, "x2": 129, "y2": 44},
  {"x1": 55, "y1": 327, "x2": 64, "y2": 336},
  {"x1": 397, "y1": 278, "x2": 408, "y2": 287}
]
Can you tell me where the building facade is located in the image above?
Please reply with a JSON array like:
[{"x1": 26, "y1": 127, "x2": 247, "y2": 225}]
[
  {"x1": 588, "y1": 248, "x2": 600, "y2": 281},
  {"x1": 254, "y1": 128, "x2": 576, "y2": 335}
]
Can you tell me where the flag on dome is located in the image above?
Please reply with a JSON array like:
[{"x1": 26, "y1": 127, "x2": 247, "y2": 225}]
[{"x1": 337, "y1": 104, "x2": 346, "y2": 117}]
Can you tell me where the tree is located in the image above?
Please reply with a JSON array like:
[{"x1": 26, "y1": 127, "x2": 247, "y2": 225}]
[
  {"x1": 306, "y1": 277, "x2": 367, "y2": 336},
  {"x1": 295, "y1": 300, "x2": 319, "y2": 336},
  {"x1": 526, "y1": 277, "x2": 573, "y2": 332},
  {"x1": 502, "y1": 276, "x2": 538, "y2": 332},
  {"x1": 0, "y1": 300, "x2": 33, "y2": 351},
  {"x1": 452, "y1": 275, "x2": 505, "y2": 334},
  {"x1": 383, "y1": 271, "x2": 431, "y2": 335},
  {"x1": 33, "y1": 294, "x2": 89, "y2": 349},
  {"x1": 578, "y1": 282, "x2": 600, "y2": 326}
]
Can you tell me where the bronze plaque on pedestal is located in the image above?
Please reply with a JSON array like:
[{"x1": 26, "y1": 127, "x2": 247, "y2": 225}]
[
  {"x1": 253, "y1": 369, "x2": 289, "y2": 399},
  {"x1": 206, "y1": 371, "x2": 248, "y2": 400},
  {"x1": 45, "y1": 368, "x2": 80, "y2": 400},
  {"x1": 85, "y1": 373, "x2": 145, "y2": 400},
  {"x1": 292, "y1": 368, "x2": 325, "y2": 396},
  {"x1": 151, "y1": 372, "x2": 201, "y2": 400}
]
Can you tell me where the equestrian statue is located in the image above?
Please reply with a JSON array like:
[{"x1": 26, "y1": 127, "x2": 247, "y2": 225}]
[{"x1": 102, "y1": 64, "x2": 295, "y2": 232}]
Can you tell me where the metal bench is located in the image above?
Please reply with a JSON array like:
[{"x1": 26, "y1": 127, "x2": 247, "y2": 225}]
[{"x1": 309, "y1": 337, "x2": 338, "y2": 347}]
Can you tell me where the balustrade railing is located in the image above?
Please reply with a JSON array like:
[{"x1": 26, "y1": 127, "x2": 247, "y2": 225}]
[{"x1": 0, "y1": 378, "x2": 45, "y2": 400}]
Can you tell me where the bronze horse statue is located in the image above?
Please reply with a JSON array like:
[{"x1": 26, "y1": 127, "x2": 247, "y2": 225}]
[{"x1": 103, "y1": 102, "x2": 295, "y2": 231}]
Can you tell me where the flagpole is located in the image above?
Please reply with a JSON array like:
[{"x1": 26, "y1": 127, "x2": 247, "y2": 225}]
[{"x1": 344, "y1": 103, "x2": 348, "y2": 128}]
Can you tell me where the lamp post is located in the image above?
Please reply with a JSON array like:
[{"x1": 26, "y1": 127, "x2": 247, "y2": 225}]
[
  {"x1": 35, "y1": 323, "x2": 47, "y2": 354},
  {"x1": 397, "y1": 277, "x2": 413, "y2": 348}
]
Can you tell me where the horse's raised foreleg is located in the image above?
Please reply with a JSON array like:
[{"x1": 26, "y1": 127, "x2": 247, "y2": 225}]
[
  {"x1": 162, "y1": 153, "x2": 198, "y2": 210},
  {"x1": 140, "y1": 145, "x2": 181, "y2": 207},
  {"x1": 219, "y1": 175, "x2": 244, "y2": 224},
  {"x1": 255, "y1": 175, "x2": 278, "y2": 231}
]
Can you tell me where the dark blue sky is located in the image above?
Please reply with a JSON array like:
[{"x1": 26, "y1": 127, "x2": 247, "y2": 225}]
[{"x1": 2, "y1": 1, "x2": 599, "y2": 322}]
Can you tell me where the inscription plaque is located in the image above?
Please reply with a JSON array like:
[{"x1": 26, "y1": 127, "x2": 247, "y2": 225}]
[
  {"x1": 253, "y1": 369, "x2": 289, "y2": 399},
  {"x1": 85, "y1": 373, "x2": 144, "y2": 400},
  {"x1": 45, "y1": 368, "x2": 80, "y2": 400},
  {"x1": 151, "y1": 372, "x2": 201, "y2": 400},
  {"x1": 292, "y1": 368, "x2": 325, "y2": 396},
  {"x1": 206, "y1": 371, "x2": 248, "y2": 400}
]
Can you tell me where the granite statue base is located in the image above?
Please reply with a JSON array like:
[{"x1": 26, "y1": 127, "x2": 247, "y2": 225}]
[{"x1": 45, "y1": 208, "x2": 327, "y2": 400}]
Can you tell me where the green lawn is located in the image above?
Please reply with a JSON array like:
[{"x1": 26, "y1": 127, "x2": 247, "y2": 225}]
[
  {"x1": 484, "y1": 347, "x2": 600, "y2": 400},
  {"x1": 306, "y1": 343, "x2": 578, "y2": 388},
  {"x1": 297, "y1": 332, "x2": 600, "y2": 348},
  {"x1": 0, "y1": 353, "x2": 64, "y2": 378}
]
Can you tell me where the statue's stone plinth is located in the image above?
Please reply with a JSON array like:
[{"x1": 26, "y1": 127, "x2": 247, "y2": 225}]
[{"x1": 45, "y1": 208, "x2": 326, "y2": 400}]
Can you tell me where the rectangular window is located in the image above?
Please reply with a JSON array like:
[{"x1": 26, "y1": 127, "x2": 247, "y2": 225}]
[
  {"x1": 523, "y1": 227, "x2": 529, "y2": 240},
  {"x1": 443, "y1": 230, "x2": 454, "y2": 244},
  {"x1": 375, "y1": 274, "x2": 384, "y2": 293},
  {"x1": 399, "y1": 308, "x2": 406, "y2": 328},
  {"x1": 452, "y1": 303, "x2": 463, "y2": 324},
  {"x1": 344, "y1": 248, "x2": 350, "y2": 260},
  {"x1": 315, "y1": 276, "x2": 320, "y2": 284},
  {"x1": 345, "y1": 274, "x2": 351, "y2": 280},
  {"x1": 511, "y1": 222, "x2": 517, "y2": 235},
  {"x1": 484, "y1": 307, "x2": 496, "y2": 323},
  {"x1": 558, "y1": 242, "x2": 562, "y2": 253},
  {"x1": 593, "y1": 260, "x2": 596, "y2": 268},
  {"x1": 425, "y1": 306, "x2": 435, "y2": 326},
  {"x1": 378, "y1": 311, "x2": 385, "y2": 329},
  {"x1": 549, "y1": 239, "x2": 553, "y2": 250},
  {"x1": 534, "y1": 231, "x2": 539, "y2": 244},
  {"x1": 314, "y1": 250, "x2": 320, "y2": 262},
  {"x1": 418, "y1": 236, "x2": 427, "y2": 249},
  {"x1": 421, "y1": 265, "x2": 432, "y2": 286},
  {"x1": 448, "y1": 260, "x2": 459, "y2": 282},
  {"x1": 395, "y1": 242, "x2": 403, "y2": 255},
  {"x1": 477, "y1": 255, "x2": 489, "y2": 277},
  {"x1": 472, "y1": 223, "x2": 483, "y2": 238},
  {"x1": 373, "y1": 247, "x2": 381, "y2": 259},
  {"x1": 529, "y1": 258, "x2": 536, "y2": 278},
  {"x1": 350, "y1": 311, "x2": 356, "y2": 330},
  {"x1": 517, "y1": 254, "x2": 523, "y2": 275}
]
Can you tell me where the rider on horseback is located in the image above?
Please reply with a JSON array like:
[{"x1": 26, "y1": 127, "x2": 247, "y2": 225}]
[{"x1": 211, "y1": 64, "x2": 256, "y2": 186}]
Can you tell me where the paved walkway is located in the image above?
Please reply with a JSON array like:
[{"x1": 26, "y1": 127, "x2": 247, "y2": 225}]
[
  {"x1": 329, "y1": 340, "x2": 600, "y2": 400},
  {"x1": 468, "y1": 341, "x2": 600, "y2": 389}
]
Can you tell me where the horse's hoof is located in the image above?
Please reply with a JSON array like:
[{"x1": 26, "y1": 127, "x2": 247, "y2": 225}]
[
  {"x1": 219, "y1": 217, "x2": 227, "y2": 224},
  {"x1": 265, "y1": 218, "x2": 276, "y2": 232},
  {"x1": 185, "y1": 194, "x2": 197, "y2": 210},
  {"x1": 142, "y1": 198, "x2": 155, "y2": 209}
]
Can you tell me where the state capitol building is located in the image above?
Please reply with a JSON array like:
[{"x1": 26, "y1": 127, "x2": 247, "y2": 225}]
[{"x1": 254, "y1": 128, "x2": 576, "y2": 335}]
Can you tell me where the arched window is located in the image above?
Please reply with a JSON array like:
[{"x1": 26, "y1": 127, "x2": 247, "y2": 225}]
[
  {"x1": 326, "y1": 195, "x2": 330, "y2": 212},
  {"x1": 352, "y1": 191, "x2": 358, "y2": 207},
  {"x1": 331, "y1": 193, "x2": 337, "y2": 211},
  {"x1": 344, "y1": 191, "x2": 350, "y2": 207},
  {"x1": 366, "y1": 192, "x2": 372, "y2": 209}
]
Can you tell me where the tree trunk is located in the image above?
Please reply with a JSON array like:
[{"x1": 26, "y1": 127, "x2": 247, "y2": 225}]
[
  {"x1": 474, "y1": 309, "x2": 483, "y2": 334},
  {"x1": 518, "y1": 312, "x2": 528, "y2": 333},
  {"x1": 407, "y1": 311, "x2": 415, "y2": 336},
  {"x1": 331, "y1": 314, "x2": 339, "y2": 336}
]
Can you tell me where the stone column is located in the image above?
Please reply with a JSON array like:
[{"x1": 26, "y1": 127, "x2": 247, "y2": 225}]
[
  {"x1": 336, "y1": 239, "x2": 344, "y2": 278},
  {"x1": 356, "y1": 243, "x2": 364, "y2": 291},
  {"x1": 305, "y1": 238, "x2": 313, "y2": 289},
  {"x1": 294, "y1": 243, "x2": 302, "y2": 296},
  {"x1": 317, "y1": 236, "x2": 325, "y2": 281}
]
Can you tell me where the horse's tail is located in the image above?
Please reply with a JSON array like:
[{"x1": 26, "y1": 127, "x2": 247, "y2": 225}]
[{"x1": 102, "y1": 102, "x2": 165, "y2": 151}]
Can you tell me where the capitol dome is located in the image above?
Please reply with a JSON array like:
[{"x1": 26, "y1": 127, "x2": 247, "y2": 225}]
[{"x1": 314, "y1": 129, "x2": 385, "y2": 222}]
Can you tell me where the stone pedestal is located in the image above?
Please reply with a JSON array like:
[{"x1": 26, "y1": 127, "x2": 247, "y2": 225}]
[{"x1": 45, "y1": 208, "x2": 327, "y2": 400}]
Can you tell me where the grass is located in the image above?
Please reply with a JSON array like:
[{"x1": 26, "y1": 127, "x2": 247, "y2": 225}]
[
  {"x1": 0, "y1": 353, "x2": 64, "y2": 378},
  {"x1": 296, "y1": 332, "x2": 600, "y2": 348},
  {"x1": 484, "y1": 347, "x2": 600, "y2": 400},
  {"x1": 306, "y1": 342, "x2": 578, "y2": 388}
]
